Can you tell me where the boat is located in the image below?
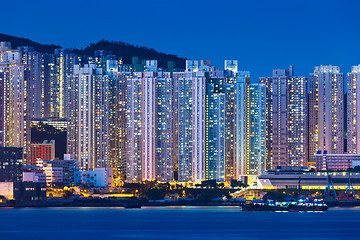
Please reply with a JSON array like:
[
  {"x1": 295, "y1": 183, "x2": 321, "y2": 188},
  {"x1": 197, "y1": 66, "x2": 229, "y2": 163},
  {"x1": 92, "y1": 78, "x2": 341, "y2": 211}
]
[
  {"x1": 242, "y1": 200, "x2": 283, "y2": 211},
  {"x1": 124, "y1": 201, "x2": 142, "y2": 208},
  {"x1": 287, "y1": 198, "x2": 328, "y2": 211},
  {"x1": 337, "y1": 196, "x2": 355, "y2": 207},
  {"x1": 242, "y1": 198, "x2": 328, "y2": 212}
]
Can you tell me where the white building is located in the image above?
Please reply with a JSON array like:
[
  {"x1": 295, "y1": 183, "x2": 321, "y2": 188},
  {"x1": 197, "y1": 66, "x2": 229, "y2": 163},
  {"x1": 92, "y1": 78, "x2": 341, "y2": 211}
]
[
  {"x1": 23, "y1": 171, "x2": 46, "y2": 183},
  {"x1": 125, "y1": 72, "x2": 143, "y2": 182},
  {"x1": 191, "y1": 68, "x2": 206, "y2": 183},
  {"x1": 142, "y1": 71, "x2": 156, "y2": 181},
  {"x1": 75, "y1": 168, "x2": 113, "y2": 187}
]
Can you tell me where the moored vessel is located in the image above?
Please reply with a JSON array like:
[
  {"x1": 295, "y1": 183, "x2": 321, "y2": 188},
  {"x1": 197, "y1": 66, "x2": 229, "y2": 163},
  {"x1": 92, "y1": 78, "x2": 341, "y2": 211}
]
[{"x1": 242, "y1": 198, "x2": 328, "y2": 212}]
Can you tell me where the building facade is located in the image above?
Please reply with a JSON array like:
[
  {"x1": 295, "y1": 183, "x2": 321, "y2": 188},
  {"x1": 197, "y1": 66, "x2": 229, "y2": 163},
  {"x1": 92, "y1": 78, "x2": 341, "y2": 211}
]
[
  {"x1": 260, "y1": 66, "x2": 308, "y2": 169},
  {"x1": 287, "y1": 76, "x2": 308, "y2": 166},
  {"x1": 174, "y1": 69, "x2": 207, "y2": 183},
  {"x1": 316, "y1": 151, "x2": 360, "y2": 171},
  {"x1": 0, "y1": 147, "x2": 23, "y2": 182},
  {"x1": 248, "y1": 83, "x2": 266, "y2": 175},
  {"x1": 224, "y1": 68, "x2": 249, "y2": 181},
  {"x1": 0, "y1": 46, "x2": 31, "y2": 163},
  {"x1": 309, "y1": 65, "x2": 344, "y2": 162},
  {"x1": 347, "y1": 65, "x2": 360, "y2": 154},
  {"x1": 205, "y1": 73, "x2": 226, "y2": 182},
  {"x1": 67, "y1": 64, "x2": 109, "y2": 171},
  {"x1": 30, "y1": 140, "x2": 55, "y2": 165},
  {"x1": 156, "y1": 73, "x2": 174, "y2": 182}
]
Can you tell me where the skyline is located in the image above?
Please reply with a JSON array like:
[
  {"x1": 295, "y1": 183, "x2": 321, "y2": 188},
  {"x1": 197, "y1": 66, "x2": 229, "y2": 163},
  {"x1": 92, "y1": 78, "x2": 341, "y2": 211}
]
[
  {"x1": 2, "y1": 2, "x2": 360, "y2": 238},
  {"x1": 2, "y1": 0, "x2": 360, "y2": 80}
]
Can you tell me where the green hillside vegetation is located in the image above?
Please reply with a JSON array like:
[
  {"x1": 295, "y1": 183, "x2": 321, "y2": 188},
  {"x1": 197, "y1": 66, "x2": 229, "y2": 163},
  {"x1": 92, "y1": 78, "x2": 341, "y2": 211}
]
[{"x1": 0, "y1": 33, "x2": 186, "y2": 68}]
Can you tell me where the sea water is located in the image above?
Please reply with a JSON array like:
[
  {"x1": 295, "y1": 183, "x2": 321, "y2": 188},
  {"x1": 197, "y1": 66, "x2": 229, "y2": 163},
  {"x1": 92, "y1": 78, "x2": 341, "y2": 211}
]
[{"x1": 0, "y1": 206, "x2": 359, "y2": 240}]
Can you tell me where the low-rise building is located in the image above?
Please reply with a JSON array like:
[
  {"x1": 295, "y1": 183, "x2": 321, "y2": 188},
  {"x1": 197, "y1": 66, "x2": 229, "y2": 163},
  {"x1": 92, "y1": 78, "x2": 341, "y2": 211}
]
[
  {"x1": 0, "y1": 147, "x2": 23, "y2": 182},
  {"x1": 30, "y1": 140, "x2": 55, "y2": 165},
  {"x1": 23, "y1": 165, "x2": 46, "y2": 183},
  {"x1": 23, "y1": 171, "x2": 47, "y2": 183},
  {"x1": 258, "y1": 166, "x2": 360, "y2": 189},
  {"x1": 36, "y1": 156, "x2": 78, "y2": 187},
  {"x1": 0, "y1": 182, "x2": 46, "y2": 201},
  {"x1": 316, "y1": 151, "x2": 360, "y2": 171},
  {"x1": 75, "y1": 168, "x2": 113, "y2": 187}
]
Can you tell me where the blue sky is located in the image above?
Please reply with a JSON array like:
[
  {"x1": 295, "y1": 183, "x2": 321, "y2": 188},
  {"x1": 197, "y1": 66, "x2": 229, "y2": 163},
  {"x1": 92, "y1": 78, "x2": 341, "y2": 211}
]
[{"x1": 3, "y1": 0, "x2": 360, "y2": 80}]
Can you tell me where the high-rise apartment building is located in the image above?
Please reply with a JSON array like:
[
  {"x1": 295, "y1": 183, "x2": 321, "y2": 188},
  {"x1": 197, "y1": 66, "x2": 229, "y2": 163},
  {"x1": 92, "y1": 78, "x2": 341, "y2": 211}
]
[
  {"x1": 54, "y1": 49, "x2": 80, "y2": 118},
  {"x1": 224, "y1": 69, "x2": 249, "y2": 181},
  {"x1": 270, "y1": 68, "x2": 291, "y2": 167},
  {"x1": 0, "y1": 45, "x2": 31, "y2": 163},
  {"x1": 174, "y1": 68, "x2": 207, "y2": 183},
  {"x1": 191, "y1": 70, "x2": 206, "y2": 183},
  {"x1": 126, "y1": 61, "x2": 175, "y2": 182},
  {"x1": 67, "y1": 64, "x2": 109, "y2": 171},
  {"x1": 41, "y1": 54, "x2": 56, "y2": 118},
  {"x1": 104, "y1": 59, "x2": 127, "y2": 177},
  {"x1": 175, "y1": 61, "x2": 208, "y2": 183},
  {"x1": 248, "y1": 83, "x2": 266, "y2": 175},
  {"x1": 156, "y1": 72, "x2": 174, "y2": 182},
  {"x1": 0, "y1": 64, "x2": 11, "y2": 147},
  {"x1": 17, "y1": 47, "x2": 43, "y2": 118},
  {"x1": 154, "y1": 73, "x2": 173, "y2": 182},
  {"x1": 309, "y1": 65, "x2": 344, "y2": 162},
  {"x1": 176, "y1": 60, "x2": 265, "y2": 182},
  {"x1": 125, "y1": 72, "x2": 143, "y2": 182},
  {"x1": 141, "y1": 70, "x2": 157, "y2": 181},
  {"x1": 224, "y1": 66, "x2": 266, "y2": 178},
  {"x1": 205, "y1": 72, "x2": 226, "y2": 182},
  {"x1": 259, "y1": 76, "x2": 273, "y2": 170},
  {"x1": 260, "y1": 66, "x2": 308, "y2": 169},
  {"x1": 287, "y1": 76, "x2": 308, "y2": 166},
  {"x1": 347, "y1": 65, "x2": 360, "y2": 154},
  {"x1": 174, "y1": 72, "x2": 190, "y2": 182}
]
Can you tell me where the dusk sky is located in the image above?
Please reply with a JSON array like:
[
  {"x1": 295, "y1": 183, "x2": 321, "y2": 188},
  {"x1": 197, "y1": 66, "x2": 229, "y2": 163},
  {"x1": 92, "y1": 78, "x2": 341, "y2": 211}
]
[{"x1": 3, "y1": 0, "x2": 360, "y2": 80}]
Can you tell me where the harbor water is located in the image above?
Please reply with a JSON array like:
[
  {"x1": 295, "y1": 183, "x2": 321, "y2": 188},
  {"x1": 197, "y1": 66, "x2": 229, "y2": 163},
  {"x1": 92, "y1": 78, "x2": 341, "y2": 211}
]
[{"x1": 0, "y1": 206, "x2": 359, "y2": 240}]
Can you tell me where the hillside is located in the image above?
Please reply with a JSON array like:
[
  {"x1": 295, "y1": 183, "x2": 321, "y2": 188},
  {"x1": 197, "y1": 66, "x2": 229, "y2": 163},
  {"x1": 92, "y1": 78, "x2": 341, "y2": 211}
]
[
  {"x1": 0, "y1": 33, "x2": 186, "y2": 68},
  {"x1": 73, "y1": 40, "x2": 186, "y2": 69},
  {"x1": 0, "y1": 33, "x2": 61, "y2": 53}
]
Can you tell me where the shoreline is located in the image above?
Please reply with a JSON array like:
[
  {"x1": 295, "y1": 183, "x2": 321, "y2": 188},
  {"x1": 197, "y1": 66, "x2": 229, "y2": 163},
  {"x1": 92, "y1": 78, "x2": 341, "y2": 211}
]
[
  {"x1": 0, "y1": 201, "x2": 243, "y2": 208},
  {"x1": 1, "y1": 201, "x2": 359, "y2": 208}
]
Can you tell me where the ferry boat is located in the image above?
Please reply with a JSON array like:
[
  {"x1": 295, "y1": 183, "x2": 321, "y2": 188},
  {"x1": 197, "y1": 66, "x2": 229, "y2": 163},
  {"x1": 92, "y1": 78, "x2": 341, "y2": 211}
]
[
  {"x1": 242, "y1": 198, "x2": 328, "y2": 212},
  {"x1": 287, "y1": 197, "x2": 328, "y2": 211}
]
